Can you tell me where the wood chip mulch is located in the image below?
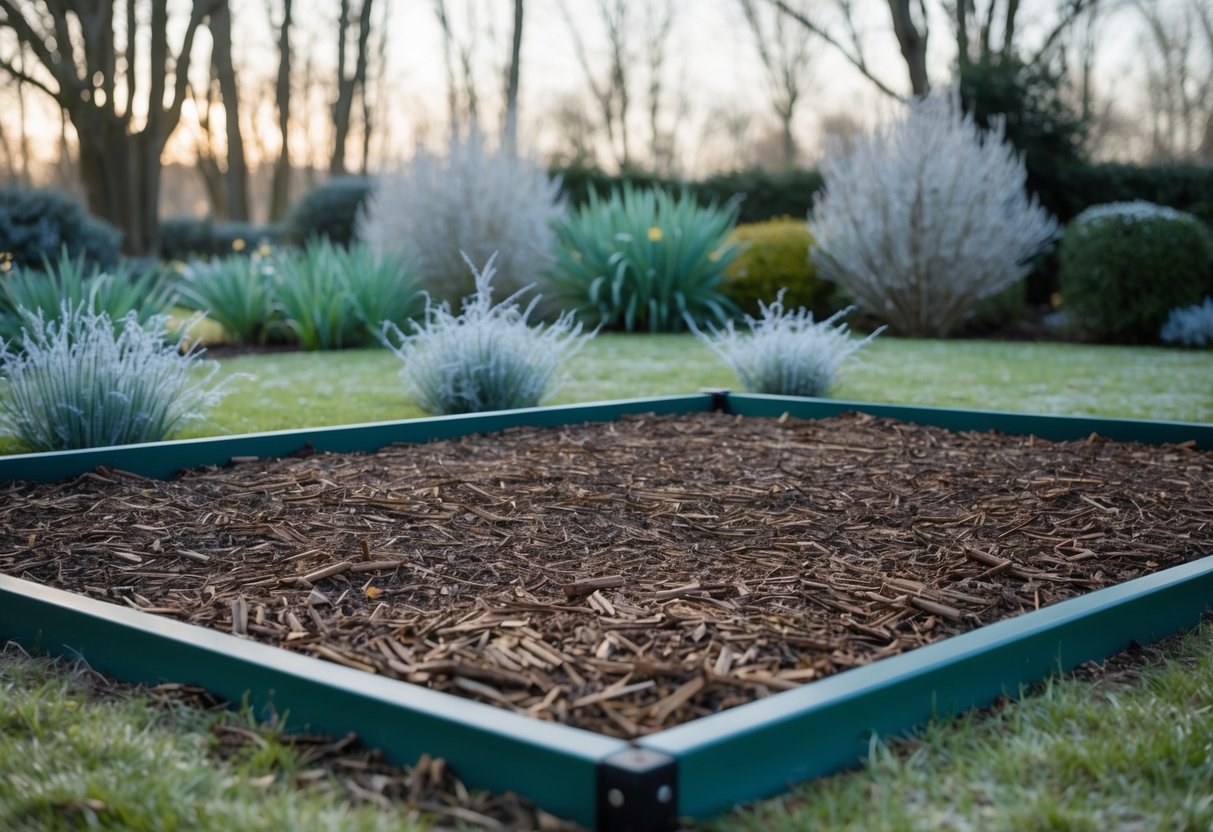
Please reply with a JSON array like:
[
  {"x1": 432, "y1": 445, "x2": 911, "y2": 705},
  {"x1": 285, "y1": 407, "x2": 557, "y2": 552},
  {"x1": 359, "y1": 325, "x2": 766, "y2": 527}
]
[{"x1": 2, "y1": 411, "x2": 1211, "y2": 740}]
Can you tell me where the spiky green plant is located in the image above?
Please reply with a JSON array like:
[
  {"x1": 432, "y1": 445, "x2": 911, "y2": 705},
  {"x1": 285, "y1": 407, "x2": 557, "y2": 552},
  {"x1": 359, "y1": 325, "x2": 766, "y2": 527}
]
[
  {"x1": 696, "y1": 293, "x2": 882, "y2": 397},
  {"x1": 274, "y1": 240, "x2": 419, "y2": 350},
  {"x1": 0, "y1": 249, "x2": 174, "y2": 344},
  {"x1": 175, "y1": 254, "x2": 279, "y2": 345},
  {"x1": 0, "y1": 305, "x2": 227, "y2": 451},
  {"x1": 549, "y1": 185, "x2": 741, "y2": 333},
  {"x1": 381, "y1": 253, "x2": 591, "y2": 415}
]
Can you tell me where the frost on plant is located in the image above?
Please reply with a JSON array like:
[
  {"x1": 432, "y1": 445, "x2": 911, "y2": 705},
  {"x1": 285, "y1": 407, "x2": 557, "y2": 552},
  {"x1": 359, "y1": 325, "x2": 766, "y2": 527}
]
[
  {"x1": 0, "y1": 305, "x2": 228, "y2": 451},
  {"x1": 696, "y1": 292, "x2": 882, "y2": 397},
  {"x1": 358, "y1": 129, "x2": 564, "y2": 309},
  {"x1": 381, "y1": 253, "x2": 592, "y2": 415},
  {"x1": 811, "y1": 88, "x2": 1058, "y2": 337},
  {"x1": 1161, "y1": 297, "x2": 1213, "y2": 348}
]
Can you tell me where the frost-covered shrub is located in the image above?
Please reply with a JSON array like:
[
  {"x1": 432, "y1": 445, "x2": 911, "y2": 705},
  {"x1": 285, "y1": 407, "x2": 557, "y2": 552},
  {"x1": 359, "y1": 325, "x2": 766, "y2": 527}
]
[
  {"x1": 1160, "y1": 297, "x2": 1213, "y2": 348},
  {"x1": 1059, "y1": 201, "x2": 1213, "y2": 343},
  {"x1": 274, "y1": 240, "x2": 419, "y2": 350},
  {"x1": 811, "y1": 89, "x2": 1058, "y2": 337},
  {"x1": 359, "y1": 131, "x2": 563, "y2": 307},
  {"x1": 381, "y1": 253, "x2": 590, "y2": 415},
  {"x1": 0, "y1": 306, "x2": 227, "y2": 451},
  {"x1": 696, "y1": 292, "x2": 881, "y2": 397},
  {"x1": 549, "y1": 186, "x2": 740, "y2": 332},
  {"x1": 176, "y1": 254, "x2": 280, "y2": 345},
  {"x1": 0, "y1": 250, "x2": 174, "y2": 345},
  {"x1": 0, "y1": 186, "x2": 121, "y2": 271}
]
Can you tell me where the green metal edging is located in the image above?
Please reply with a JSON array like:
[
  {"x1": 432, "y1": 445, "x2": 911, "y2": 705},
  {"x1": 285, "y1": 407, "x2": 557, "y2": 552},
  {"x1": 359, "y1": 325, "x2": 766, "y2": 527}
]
[
  {"x1": 639, "y1": 555, "x2": 1213, "y2": 820},
  {"x1": 0, "y1": 394, "x2": 716, "y2": 483},
  {"x1": 2, "y1": 393, "x2": 1211, "y2": 829},
  {"x1": 0, "y1": 574, "x2": 626, "y2": 829}
]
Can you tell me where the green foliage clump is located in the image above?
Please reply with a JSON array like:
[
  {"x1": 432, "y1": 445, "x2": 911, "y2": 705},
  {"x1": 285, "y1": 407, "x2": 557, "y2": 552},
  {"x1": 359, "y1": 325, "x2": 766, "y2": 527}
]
[
  {"x1": 274, "y1": 240, "x2": 419, "y2": 350},
  {"x1": 0, "y1": 186, "x2": 121, "y2": 271},
  {"x1": 284, "y1": 177, "x2": 375, "y2": 247},
  {"x1": 159, "y1": 217, "x2": 280, "y2": 261},
  {"x1": 0, "y1": 306, "x2": 226, "y2": 451},
  {"x1": 550, "y1": 186, "x2": 740, "y2": 332},
  {"x1": 1059, "y1": 202, "x2": 1213, "y2": 343},
  {"x1": 175, "y1": 254, "x2": 280, "y2": 345},
  {"x1": 722, "y1": 218, "x2": 835, "y2": 319},
  {"x1": 0, "y1": 250, "x2": 174, "y2": 345},
  {"x1": 382, "y1": 253, "x2": 590, "y2": 415}
]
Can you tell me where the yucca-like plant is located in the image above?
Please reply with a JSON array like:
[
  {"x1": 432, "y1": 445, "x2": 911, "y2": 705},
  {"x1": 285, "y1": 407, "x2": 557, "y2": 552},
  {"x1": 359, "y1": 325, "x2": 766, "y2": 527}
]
[
  {"x1": 811, "y1": 88, "x2": 1058, "y2": 338},
  {"x1": 0, "y1": 250, "x2": 174, "y2": 344},
  {"x1": 550, "y1": 186, "x2": 741, "y2": 333},
  {"x1": 175, "y1": 254, "x2": 278, "y2": 345},
  {"x1": 0, "y1": 305, "x2": 227, "y2": 451},
  {"x1": 696, "y1": 292, "x2": 882, "y2": 397},
  {"x1": 381, "y1": 253, "x2": 591, "y2": 415},
  {"x1": 274, "y1": 240, "x2": 419, "y2": 350},
  {"x1": 359, "y1": 129, "x2": 563, "y2": 307}
]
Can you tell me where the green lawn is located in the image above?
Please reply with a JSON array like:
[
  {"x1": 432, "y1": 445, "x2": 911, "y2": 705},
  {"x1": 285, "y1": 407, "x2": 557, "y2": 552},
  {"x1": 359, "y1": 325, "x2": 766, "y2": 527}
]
[{"x1": 2, "y1": 334, "x2": 1212, "y2": 830}]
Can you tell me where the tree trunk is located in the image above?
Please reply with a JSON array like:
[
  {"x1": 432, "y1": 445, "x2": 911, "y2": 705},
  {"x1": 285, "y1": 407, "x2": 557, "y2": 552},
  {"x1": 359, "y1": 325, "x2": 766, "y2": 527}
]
[
  {"x1": 269, "y1": 0, "x2": 293, "y2": 221},
  {"x1": 503, "y1": 0, "x2": 524, "y2": 153},
  {"x1": 210, "y1": 0, "x2": 250, "y2": 221},
  {"x1": 888, "y1": 0, "x2": 929, "y2": 96},
  {"x1": 331, "y1": 0, "x2": 374, "y2": 176}
]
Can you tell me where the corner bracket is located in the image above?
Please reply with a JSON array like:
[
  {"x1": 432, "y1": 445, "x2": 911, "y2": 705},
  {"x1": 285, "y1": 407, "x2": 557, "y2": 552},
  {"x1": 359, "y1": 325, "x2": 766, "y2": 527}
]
[
  {"x1": 699, "y1": 388, "x2": 731, "y2": 413},
  {"x1": 596, "y1": 746, "x2": 678, "y2": 832}
]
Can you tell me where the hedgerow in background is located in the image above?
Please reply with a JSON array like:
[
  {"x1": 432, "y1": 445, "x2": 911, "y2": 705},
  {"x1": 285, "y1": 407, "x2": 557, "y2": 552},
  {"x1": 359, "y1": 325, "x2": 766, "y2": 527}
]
[
  {"x1": 722, "y1": 218, "x2": 835, "y2": 319},
  {"x1": 159, "y1": 217, "x2": 280, "y2": 261},
  {"x1": 811, "y1": 89, "x2": 1058, "y2": 338},
  {"x1": 175, "y1": 254, "x2": 280, "y2": 345},
  {"x1": 274, "y1": 240, "x2": 418, "y2": 350},
  {"x1": 0, "y1": 187, "x2": 121, "y2": 271},
  {"x1": 697, "y1": 293, "x2": 881, "y2": 397},
  {"x1": 381, "y1": 254, "x2": 590, "y2": 415},
  {"x1": 1161, "y1": 297, "x2": 1213, "y2": 348},
  {"x1": 0, "y1": 251, "x2": 174, "y2": 345},
  {"x1": 1059, "y1": 202, "x2": 1213, "y2": 343},
  {"x1": 0, "y1": 306, "x2": 226, "y2": 451},
  {"x1": 360, "y1": 131, "x2": 563, "y2": 308},
  {"x1": 550, "y1": 186, "x2": 740, "y2": 332},
  {"x1": 283, "y1": 177, "x2": 374, "y2": 248}
]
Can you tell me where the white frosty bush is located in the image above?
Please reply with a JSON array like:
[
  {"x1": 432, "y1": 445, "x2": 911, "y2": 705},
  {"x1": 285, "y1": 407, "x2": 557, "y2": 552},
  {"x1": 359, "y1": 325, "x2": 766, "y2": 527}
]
[
  {"x1": 811, "y1": 89, "x2": 1058, "y2": 337},
  {"x1": 1160, "y1": 297, "x2": 1213, "y2": 348},
  {"x1": 0, "y1": 305, "x2": 227, "y2": 451},
  {"x1": 381, "y1": 253, "x2": 592, "y2": 415},
  {"x1": 358, "y1": 129, "x2": 564, "y2": 310},
  {"x1": 696, "y1": 292, "x2": 882, "y2": 397}
]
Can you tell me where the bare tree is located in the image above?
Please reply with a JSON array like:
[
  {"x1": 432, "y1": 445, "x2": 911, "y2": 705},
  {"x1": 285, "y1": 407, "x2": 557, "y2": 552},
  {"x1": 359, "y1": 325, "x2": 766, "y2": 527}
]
[
  {"x1": 268, "y1": 0, "x2": 293, "y2": 221},
  {"x1": 503, "y1": 0, "x2": 524, "y2": 152},
  {"x1": 643, "y1": 0, "x2": 676, "y2": 174},
  {"x1": 946, "y1": 0, "x2": 1101, "y2": 68},
  {"x1": 561, "y1": 0, "x2": 636, "y2": 169},
  {"x1": 209, "y1": 0, "x2": 250, "y2": 221},
  {"x1": 1136, "y1": 0, "x2": 1213, "y2": 162},
  {"x1": 739, "y1": 0, "x2": 815, "y2": 167},
  {"x1": 0, "y1": 0, "x2": 219, "y2": 254},
  {"x1": 331, "y1": 0, "x2": 375, "y2": 175}
]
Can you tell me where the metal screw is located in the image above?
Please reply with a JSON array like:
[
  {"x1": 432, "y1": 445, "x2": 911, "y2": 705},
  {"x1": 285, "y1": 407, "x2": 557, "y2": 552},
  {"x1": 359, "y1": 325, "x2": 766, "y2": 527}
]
[
  {"x1": 608, "y1": 788, "x2": 625, "y2": 808},
  {"x1": 657, "y1": 784, "x2": 673, "y2": 804}
]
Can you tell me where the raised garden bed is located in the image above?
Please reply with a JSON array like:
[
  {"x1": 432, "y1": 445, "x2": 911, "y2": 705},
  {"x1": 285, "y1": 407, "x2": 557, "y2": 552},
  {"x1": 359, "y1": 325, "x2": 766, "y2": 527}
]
[{"x1": 2, "y1": 393, "x2": 1211, "y2": 830}]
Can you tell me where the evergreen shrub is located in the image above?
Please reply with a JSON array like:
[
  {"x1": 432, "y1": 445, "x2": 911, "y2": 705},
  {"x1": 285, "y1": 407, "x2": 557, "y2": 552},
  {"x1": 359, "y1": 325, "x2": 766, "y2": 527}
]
[
  {"x1": 0, "y1": 187, "x2": 121, "y2": 271},
  {"x1": 283, "y1": 177, "x2": 374, "y2": 247},
  {"x1": 722, "y1": 218, "x2": 835, "y2": 319},
  {"x1": 1059, "y1": 202, "x2": 1213, "y2": 343}
]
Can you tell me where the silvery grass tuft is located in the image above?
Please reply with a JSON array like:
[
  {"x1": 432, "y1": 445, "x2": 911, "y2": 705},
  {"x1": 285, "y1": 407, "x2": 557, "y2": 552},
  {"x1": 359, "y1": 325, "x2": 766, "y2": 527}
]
[
  {"x1": 0, "y1": 305, "x2": 228, "y2": 451},
  {"x1": 696, "y1": 292, "x2": 883, "y2": 397},
  {"x1": 358, "y1": 129, "x2": 564, "y2": 310},
  {"x1": 381, "y1": 253, "x2": 592, "y2": 415},
  {"x1": 811, "y1": 88, "x2": 1058, "y2": 337},
  {"x1": 1161, "y1": 297, "x2": 1213, "y2": 348}
]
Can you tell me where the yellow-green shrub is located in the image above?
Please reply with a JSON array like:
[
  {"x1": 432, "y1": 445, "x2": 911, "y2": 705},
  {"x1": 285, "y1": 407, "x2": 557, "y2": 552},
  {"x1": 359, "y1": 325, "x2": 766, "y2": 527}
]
[{"x1": 722, "y1": 218, "x2": 835, "y2": 318}]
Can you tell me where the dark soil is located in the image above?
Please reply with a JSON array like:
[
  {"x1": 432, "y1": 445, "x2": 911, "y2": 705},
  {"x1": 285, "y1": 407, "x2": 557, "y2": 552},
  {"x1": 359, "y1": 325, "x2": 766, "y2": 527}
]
[{"x1": 2, "y1": 411, "x2": 1211, "y2": 739}]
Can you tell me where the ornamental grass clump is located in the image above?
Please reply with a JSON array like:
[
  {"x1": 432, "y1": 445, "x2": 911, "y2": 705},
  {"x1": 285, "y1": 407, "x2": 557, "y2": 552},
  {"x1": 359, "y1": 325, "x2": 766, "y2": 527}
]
[
  {"x1": 0, "y1": 305, "x2": 227, "y2": 451},
  {"x1": 811, "y1": 88, "x2": 1058, "y2": 337},
  {"x1": 381, "y1": 253, "x2": 591, "y2": 415},
  {"x1": 550, "y1": 185, "x2": 741, "y2": 332},
  {"x1": 696, "y1": 292, "x2": 882, "y2": 397}
]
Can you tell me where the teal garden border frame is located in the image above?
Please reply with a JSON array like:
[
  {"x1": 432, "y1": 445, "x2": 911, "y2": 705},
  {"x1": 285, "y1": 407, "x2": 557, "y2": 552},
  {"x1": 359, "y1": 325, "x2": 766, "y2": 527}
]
[{"x1": 2, "y1": 393, "x2": 1210, "y2": 830}]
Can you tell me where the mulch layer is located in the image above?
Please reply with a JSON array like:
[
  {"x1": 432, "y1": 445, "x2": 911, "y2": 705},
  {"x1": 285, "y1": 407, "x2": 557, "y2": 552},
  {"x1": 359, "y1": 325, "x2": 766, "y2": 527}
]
[{"x1": 2, "y1": 411, "x2": 1211, "y2": 740}]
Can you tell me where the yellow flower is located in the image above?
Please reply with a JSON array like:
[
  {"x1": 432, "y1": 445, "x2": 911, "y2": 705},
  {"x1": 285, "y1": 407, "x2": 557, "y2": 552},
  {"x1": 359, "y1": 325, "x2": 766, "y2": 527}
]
[
  {"x1": 258, "y1": 243, "x2": 273, "y2": 256},
  {"x1": 0, "y1": 251, "x2": 12, "y2": 273},
  {"x1": 647, "y1": 226, "x2": 664, "y2": 243},
  {"x1": 232, "y1": 238, "x2": 247, "y2": 252},
  {"x1": 708, "y1": 249, "x2": 722, "y2": 262}
]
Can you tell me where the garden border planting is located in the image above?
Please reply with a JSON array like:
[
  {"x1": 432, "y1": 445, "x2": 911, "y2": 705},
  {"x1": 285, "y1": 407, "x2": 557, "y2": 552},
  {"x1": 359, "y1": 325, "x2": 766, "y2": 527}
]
[{"x1": 1, "y1": 393, "x2": 1210, "y2": 831}]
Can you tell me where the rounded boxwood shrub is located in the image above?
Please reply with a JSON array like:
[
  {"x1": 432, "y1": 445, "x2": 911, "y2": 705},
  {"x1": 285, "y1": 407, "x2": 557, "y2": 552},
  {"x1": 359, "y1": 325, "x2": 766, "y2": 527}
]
[
  {"x1": 284, "y1": 177, "x2": 374, "y2": 247},
  {"x1": 1058, "y1": 201, "x2": 1213, "y2": 343},
  {"x1": 722, "y1": 218, "x2": 836, "y2": 319},
  {"x1": 0, "y1": 186, "x2": 121, "y2": 271}
]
